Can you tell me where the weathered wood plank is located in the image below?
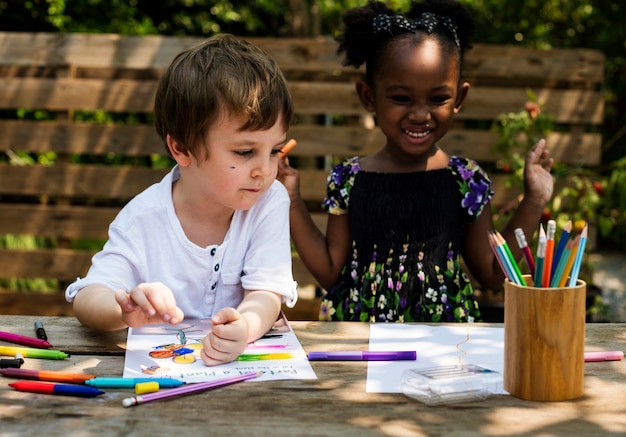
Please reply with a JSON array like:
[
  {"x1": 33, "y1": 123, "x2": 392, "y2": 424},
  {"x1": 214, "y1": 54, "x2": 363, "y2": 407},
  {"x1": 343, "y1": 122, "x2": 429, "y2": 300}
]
[
  {"x1": 0, "y1": 289, "x2": 74, "y2": 316},
  {"x1": 0, "y1": 164, "x2": 167, "y2": 199},
  {"x1": 0, "y1": 248, "x2": 94, "y2": 281},
  {"x1": 0, "y1": 77, "x2": 604, "y2": 124},
  {"x1": 0, "y1": 121, "x2": 603, "y2": 166},
  {"x1": 0, "y1": 204, "x2": 117, "y2": 239},
  {"x1": 0, "y1": 120, "x2": 163, "y2": 156},
  {"x1": 0, "y1": 32, "x2": 605, "y2": 85}
]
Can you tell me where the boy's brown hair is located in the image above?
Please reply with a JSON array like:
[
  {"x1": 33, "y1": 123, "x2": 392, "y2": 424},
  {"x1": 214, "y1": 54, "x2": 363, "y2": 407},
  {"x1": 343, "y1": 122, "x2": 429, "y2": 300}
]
[{"x1": 154, "y1": 34, "x2": 294, "y2": 159}]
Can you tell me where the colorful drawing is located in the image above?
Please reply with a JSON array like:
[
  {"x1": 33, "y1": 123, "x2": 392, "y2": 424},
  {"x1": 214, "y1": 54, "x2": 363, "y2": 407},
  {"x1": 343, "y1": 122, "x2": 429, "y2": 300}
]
[
  {"x1": 148, "y1": 325, "x2": 203, "y2": 366},
  {"x1": 123, "y1": 313, "x2": 317, "y2": 383}
]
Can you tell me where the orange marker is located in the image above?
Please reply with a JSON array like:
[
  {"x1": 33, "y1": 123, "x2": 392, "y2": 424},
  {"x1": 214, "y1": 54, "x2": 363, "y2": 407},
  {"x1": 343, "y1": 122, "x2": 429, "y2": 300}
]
[
  {"x1": 0, "y1": 368, "x2": 95, "y2": 384},
  {"x1": 278, "y1": 139, "x2": 297, "y2": 158}
]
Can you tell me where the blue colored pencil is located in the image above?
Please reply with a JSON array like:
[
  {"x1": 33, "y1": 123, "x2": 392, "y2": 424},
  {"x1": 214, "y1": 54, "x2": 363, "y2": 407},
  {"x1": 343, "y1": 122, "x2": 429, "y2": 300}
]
[
  {"x1": 568, "y1": 224, "x2": 588, "y2": 287},
  {"x1": 534, "y1": 225, "x2": 546, "y2": 287}
]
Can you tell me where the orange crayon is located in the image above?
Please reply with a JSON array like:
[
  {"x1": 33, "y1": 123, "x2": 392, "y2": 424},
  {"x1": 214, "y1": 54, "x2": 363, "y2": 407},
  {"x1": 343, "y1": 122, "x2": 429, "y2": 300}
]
[{"x1": 278, "y1": 139, "x2": 297, "y2": 158}]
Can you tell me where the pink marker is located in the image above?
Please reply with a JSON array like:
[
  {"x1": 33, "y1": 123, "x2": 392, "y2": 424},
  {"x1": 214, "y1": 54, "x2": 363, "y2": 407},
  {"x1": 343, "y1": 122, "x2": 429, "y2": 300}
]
[
  {"x1": 584, "y1": 351, "x2": 624, "y2": 362},
  {"x1": 0, "y1": 331, "x2": 52, "y2": 349}
]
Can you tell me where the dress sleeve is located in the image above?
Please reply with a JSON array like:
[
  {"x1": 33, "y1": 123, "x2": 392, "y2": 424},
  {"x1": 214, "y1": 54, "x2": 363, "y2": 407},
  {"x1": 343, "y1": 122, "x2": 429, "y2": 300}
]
[
  {"x1": 321, "y1": 156, "x2": 359, "y2": 215},
  {"x1": 449, "y1": 156, "x2": 495, "y2": 224}
]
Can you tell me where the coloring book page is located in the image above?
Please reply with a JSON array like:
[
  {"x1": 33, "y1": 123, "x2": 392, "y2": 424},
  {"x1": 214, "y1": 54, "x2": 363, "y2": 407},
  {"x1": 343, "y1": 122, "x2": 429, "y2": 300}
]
[
  {"x1": 365, "y1": 324, "x2": 505, "y2": 394},
  {"x1": 123, "y1": 313, "x2": 317, "y2": 383}
]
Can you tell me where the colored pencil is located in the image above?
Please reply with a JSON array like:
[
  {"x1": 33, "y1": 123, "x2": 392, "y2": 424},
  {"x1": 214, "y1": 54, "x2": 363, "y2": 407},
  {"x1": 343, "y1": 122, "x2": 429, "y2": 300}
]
[
  {"x1": 568, "y1": 224, "x2": 588, "y2": 287},
  {"x1": 122, "y1": 371, "x2": 262, "y2": 407},
  {"x1": 551, "y1": 219, "x2": 572, "y2": 282},
  {"x1": 558, "y1": 234, "x2": 581, "y2": 288},
  {"x1": 542, "y1": 220, "x2": 556, "y2": 287},
  {"x1": 488, "y1": 232, "x2": 516, "y2": 283},
  {"x1": 534, "y1": 225, "x2": 547, "y2": 287},
  {"x1": 514, "y1": 227, "x2": 535, "y2": 276},
  {"x1": 550, "y1": 237, "x2": 573, "y2": 288},
  {"x1": 495, "y1": 231, "x2": 526, "y2": 286}
]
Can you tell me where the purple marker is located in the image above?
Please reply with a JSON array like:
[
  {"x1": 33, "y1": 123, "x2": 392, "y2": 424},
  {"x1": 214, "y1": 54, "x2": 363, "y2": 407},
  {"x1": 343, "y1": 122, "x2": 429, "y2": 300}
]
[{"x1": 307, "y1": 350, "x2": 416, "y2": 361}]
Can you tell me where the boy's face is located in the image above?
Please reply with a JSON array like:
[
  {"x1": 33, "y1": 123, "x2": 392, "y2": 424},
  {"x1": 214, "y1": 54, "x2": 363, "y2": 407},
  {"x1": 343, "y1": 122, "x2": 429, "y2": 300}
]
[{"x1": 181, "y1": 110, "x2": 287, "y2": 212}]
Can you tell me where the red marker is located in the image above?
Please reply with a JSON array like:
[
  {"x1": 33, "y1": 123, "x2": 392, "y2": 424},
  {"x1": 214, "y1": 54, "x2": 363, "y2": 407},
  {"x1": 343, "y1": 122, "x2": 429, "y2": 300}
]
[
  {"x1": 0, "y1": 331, "x2": 52, "y2": 348},
  {"x1": 9, "y1": 380, "x2": 104, "y2": 398}
]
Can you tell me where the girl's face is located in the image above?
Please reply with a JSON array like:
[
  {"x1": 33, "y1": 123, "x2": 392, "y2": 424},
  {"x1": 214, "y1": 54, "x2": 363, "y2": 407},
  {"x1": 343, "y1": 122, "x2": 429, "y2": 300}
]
[
  {"x1": 359, "y1": 38, "x2": 468, "y2": 164},
  {"x1": 176, "y1": 109, "x2": 287, "y2": 213}
]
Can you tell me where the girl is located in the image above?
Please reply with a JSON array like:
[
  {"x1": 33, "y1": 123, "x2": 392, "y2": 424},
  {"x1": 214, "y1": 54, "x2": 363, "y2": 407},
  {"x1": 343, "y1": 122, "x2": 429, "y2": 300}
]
[{"x1": 279, "y1": 0, "x2": 553, "y2": 322}]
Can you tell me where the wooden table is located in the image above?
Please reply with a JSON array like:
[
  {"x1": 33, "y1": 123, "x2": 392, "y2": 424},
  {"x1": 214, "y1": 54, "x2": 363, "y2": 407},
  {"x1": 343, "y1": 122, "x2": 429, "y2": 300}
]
[{"x1": 1, "y1": 316, "x2": 625, "y2": 436}]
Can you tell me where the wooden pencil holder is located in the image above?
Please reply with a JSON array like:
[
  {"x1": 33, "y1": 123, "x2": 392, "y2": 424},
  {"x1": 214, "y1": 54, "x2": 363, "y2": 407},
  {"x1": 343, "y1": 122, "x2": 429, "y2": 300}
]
[{"x1": 503, "y1": 275, "x2": 586, "y2": 401}]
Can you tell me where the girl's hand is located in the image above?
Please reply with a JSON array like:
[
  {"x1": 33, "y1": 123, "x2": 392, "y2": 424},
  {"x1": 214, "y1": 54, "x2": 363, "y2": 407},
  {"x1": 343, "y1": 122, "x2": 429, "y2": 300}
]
[
  {"x1": 277, "y1": 156, "x2": 301, "y2": 203},
  {"x1": 523, "y1": 139, "x2": 554, "y2": 207},
  {"x1": 114, "y1": 282, "x2": 184, "y2": 328},
  {"x1": 201, "y1": 307, "x2": 249, "y2": 366}
]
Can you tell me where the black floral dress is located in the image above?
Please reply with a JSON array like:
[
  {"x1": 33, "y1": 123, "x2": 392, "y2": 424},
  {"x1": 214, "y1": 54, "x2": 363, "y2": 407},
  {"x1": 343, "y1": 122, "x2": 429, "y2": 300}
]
[{"x1": 319, "y1": 156, "x2": 494, "y2": 323}]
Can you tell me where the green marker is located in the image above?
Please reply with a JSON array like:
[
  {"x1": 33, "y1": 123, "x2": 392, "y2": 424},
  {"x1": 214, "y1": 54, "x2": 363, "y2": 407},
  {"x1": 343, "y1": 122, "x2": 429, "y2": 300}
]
[{"x1": 0, "y1": 345, "x2": 69, "y2": 360}]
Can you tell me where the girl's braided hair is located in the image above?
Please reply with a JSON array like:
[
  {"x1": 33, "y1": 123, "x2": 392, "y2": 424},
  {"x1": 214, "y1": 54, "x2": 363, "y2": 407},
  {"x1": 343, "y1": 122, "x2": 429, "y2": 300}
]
[{"x1": 336, "y1": 0, "x2": 475, "y2": 83}]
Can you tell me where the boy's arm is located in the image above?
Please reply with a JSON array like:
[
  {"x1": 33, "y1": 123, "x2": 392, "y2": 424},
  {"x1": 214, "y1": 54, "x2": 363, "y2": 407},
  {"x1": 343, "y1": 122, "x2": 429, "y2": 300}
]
[
  {"x1": 72, "y1": 282, "x2": 185, "y2": 331},
  {"x1": 237, "y1": 289, "x2": 282, "y2": 342},
  {"x1": 201, "y1": 290, "x2": 281, "y2": 366},
  {"x1": 72, "y1": 284, "x2": 127, "y2": 331}
]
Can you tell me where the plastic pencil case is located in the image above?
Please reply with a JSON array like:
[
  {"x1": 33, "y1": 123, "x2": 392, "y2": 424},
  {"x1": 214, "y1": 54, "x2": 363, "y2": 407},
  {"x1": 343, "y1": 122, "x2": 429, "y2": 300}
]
[{"x1": 401, "y1": 364, "x2": 500, "y2": 406}]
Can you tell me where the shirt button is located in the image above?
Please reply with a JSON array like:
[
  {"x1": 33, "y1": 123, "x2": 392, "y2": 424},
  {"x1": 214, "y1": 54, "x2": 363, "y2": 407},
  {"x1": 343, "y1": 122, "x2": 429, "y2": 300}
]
[
  {"x1": 211, "y1": 283, "x2": 217, "y2": 290},
  {"x1": 214, "y1": 264, "x2": 219, "y2": 272},
  {"x1": 210, "y1": 248, "x2": 216, "y2": 256}
]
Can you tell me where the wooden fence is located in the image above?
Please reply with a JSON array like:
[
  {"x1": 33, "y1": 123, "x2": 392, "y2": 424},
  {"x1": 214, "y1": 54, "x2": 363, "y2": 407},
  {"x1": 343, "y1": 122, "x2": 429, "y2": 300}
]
[{"x1": 0, "y1": 32, "x2": 604, "y2": 318}]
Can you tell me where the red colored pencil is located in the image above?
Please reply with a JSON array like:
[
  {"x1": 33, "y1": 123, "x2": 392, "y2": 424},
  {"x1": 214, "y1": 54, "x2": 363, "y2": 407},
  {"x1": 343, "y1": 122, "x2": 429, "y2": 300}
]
[{"x1": 514, "y1": 228, "x2": 535, "y2": 276}]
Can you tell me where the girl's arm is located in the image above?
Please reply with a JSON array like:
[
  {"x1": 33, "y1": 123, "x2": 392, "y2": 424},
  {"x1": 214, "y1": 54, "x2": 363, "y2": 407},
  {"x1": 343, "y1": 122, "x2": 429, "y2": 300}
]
[
  {"x1": 289, "y1": 196, "x2": 350, "y2": 290},
  {"x1": 278, "y1": 159, "x2": 350, "y2": 290},
  {"x1": 463, "y1": 140, "x2": 553, "y2": 289}
]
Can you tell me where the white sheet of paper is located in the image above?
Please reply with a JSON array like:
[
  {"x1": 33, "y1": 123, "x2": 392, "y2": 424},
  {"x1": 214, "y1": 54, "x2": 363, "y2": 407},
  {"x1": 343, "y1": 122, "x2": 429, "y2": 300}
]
[
  {"x1": 366, "y1": 324, "x2": 505, "y2": 393},
  {"x1": 123, "y1": 313, "x2": 317, "y2": 383}
]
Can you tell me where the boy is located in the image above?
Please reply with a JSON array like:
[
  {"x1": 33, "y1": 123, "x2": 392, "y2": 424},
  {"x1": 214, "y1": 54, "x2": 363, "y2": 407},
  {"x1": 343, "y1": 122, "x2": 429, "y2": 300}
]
[{"x1": 66, "y1": 34, "x2": 297, "y2": 366}]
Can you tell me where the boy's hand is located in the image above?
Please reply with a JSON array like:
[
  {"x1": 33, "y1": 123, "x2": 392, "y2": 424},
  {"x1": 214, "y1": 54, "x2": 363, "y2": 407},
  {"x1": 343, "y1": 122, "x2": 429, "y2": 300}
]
[
  {"x1": 201, "y1": 307, "x2": 249, "y2": 366},
  {"x1": 114, "y1": 282, "x2": 184, "y2": 328},
  {"x1": 523, "y1": 139, "x2": 554, "y2": 207}
]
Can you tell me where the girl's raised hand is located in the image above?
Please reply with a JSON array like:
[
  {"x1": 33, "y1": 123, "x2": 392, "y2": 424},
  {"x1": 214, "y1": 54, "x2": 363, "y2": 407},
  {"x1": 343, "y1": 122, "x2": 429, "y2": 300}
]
[
  {"x1": 277, "y1": 153, "x2": 301, "y2": 203},
  {"x1": 523, "y1": 139, "x2": 554, "y2": 207}
]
